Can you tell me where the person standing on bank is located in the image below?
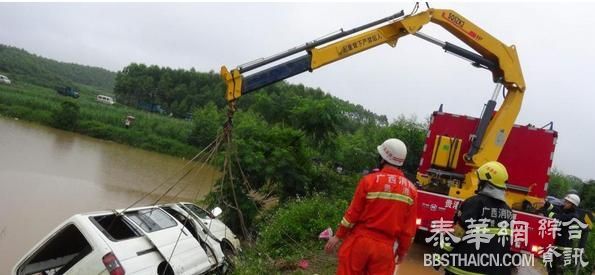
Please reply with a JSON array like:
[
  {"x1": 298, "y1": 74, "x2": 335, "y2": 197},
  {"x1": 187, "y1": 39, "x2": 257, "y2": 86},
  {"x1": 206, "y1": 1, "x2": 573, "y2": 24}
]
[
  {"x1": 542, "y1": 193, "x2": 582, "y2": 275},
  {"x1": 325, "y1": 138, "x2": 418, "y2": 275}
]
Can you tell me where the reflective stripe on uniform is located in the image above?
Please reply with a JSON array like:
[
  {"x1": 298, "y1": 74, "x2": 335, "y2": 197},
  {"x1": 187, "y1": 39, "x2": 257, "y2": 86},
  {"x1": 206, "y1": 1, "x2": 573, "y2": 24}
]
[
  {"x1": 445, "y1": 266, "x2": 485, "y2": 275},
  {"x1": 548, "y1": 212, "x2": 556, "y2": 218},
  {"x1": 365, "y1": 192, "x2": 413, "y2": 205},
  {"x1": 341, "y1": 217, "x2": 354, "y2": 228}
]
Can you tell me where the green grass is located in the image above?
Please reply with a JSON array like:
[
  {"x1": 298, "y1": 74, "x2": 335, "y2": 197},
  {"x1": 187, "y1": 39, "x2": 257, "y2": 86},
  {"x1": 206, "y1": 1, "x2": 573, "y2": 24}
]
[{"x1": 0, "y1": 82, "x2": 199, "y2": 158}]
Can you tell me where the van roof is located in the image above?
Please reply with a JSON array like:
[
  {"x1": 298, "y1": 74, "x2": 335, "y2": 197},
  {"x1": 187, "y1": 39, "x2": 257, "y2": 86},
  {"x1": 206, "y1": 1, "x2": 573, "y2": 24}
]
[{"x1": 77, "y1": 204, "x2": 166, "y2": 217}]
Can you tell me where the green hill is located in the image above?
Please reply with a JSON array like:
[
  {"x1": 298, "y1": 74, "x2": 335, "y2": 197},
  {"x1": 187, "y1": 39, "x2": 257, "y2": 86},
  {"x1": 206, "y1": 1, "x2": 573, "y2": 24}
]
[{"x1": 0, "y1": 44, "x2": 116, "y2": 92}]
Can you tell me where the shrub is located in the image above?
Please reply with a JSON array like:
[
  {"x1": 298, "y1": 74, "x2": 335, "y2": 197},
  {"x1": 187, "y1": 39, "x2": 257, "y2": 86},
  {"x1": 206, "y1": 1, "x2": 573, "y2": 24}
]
[
  {"x1": 52, "y1": 101, "x2": 80, "y2": 130},
  {"x1": 78, "y1": 120, "x2": 113, "y2": 139},
  {"x1": 256, "y1": 196, "x2": 348, "y2": 258},
  {"x1": 231, "y1": 247, "x2": 276, "y2": 275},
  {"x1": 307, "y1": 164, "x2": 358, "y2": 200},
  {"x1": 582, "y1": 227, "x2": 595, "y2": 274}
]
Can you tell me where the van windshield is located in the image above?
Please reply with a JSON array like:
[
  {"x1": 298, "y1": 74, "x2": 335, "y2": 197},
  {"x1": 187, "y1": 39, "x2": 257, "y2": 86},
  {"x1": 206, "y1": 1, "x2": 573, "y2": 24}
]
[
  {"x1": 182, "y1": 203, "x2": 212, "y2": 219},
  {"x1": 17, "y1": 224, "x2": 92, "y2": 275}
]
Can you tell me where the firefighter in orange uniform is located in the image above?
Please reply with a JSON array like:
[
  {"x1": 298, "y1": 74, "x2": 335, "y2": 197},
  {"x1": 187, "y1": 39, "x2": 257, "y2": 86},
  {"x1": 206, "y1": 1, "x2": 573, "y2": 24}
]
[{"x1": 325, "y1": 138, "x2": 418, "y2": 275}]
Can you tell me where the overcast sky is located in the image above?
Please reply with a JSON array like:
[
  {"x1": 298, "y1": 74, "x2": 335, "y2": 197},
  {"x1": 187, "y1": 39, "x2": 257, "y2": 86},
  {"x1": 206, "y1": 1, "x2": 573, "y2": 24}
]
[{"x1": 1, "y1": 2, "x2": 593, "y2": 180}]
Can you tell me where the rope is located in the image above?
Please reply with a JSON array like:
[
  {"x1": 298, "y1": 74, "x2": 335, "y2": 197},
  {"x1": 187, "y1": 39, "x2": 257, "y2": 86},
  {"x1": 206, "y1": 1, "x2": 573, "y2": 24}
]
[
  {"x1": 122, "y1": 135, "x2": 222, "y2": 212},
  {"x1": 170, "y1": 127, "x2": 229, "y2": 201},
  {"x1": 160, "y1": 137, "x2": 226, "y2": 274},
  {"x1": 225, "y1": 133, "x2": 250, "y2": 240},
  {"x1": 101, "y1": 134, "x2": 223, "y2": 233},
  {"x1": 152, "y1": 132, "x2": 225, "y2": 206}
]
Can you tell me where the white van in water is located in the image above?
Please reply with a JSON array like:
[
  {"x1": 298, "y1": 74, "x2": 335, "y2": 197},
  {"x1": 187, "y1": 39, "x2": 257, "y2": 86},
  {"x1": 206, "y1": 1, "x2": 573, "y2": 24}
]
[
  {"x1": 12, "y1": 202, "x2": 240, "y2": 275},
  {"x1": 96, "y1": 95, "x2": 115, "y2": 105}
]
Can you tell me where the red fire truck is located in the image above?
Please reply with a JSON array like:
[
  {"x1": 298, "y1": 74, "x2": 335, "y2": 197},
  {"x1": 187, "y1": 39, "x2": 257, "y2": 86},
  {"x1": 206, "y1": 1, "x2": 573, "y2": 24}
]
[{"x1": 416, "y1": 110, "x2": 557, "y2": 254}]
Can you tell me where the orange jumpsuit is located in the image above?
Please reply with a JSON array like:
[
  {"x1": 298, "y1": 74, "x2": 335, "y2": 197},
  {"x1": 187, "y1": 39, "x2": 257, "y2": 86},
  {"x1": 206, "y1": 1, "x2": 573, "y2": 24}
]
[{"x1": 336, "y1": 166, "x2": 418, "y2": 275}]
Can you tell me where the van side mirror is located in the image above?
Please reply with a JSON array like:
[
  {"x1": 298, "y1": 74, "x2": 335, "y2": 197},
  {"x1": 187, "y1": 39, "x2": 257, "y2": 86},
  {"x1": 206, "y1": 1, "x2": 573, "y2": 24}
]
[{"x1": 211, "y1": 207, "x2": 223, "y2": 217}]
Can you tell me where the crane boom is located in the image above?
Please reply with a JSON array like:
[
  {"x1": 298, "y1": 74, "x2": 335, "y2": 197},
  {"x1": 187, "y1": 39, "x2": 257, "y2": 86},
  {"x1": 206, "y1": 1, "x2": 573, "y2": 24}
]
[{"x1": 220, "y1": 7, "x2": 526, "y2": 200}]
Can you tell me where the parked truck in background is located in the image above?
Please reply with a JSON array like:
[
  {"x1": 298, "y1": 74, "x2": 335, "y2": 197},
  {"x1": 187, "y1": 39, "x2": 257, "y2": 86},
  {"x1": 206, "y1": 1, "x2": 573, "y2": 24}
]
[{"x1": 55, "y1": 86, "x2": 80, "y2": 98}]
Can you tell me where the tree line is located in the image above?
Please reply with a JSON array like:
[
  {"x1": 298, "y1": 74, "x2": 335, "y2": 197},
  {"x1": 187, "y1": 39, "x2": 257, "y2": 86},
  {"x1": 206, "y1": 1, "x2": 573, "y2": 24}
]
[{"x1": 113, "y1": 63, "x2": 388, "y2": 130}]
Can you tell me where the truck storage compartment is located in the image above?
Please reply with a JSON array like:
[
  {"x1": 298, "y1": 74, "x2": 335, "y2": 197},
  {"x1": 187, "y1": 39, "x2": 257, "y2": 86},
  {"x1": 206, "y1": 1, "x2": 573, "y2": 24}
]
[
  {"x1": 430, "y1": 135, "x2": 462, "y2": 169},
  {"x1": 418, "y1": 111, "x2": 557, "y2": 199}
]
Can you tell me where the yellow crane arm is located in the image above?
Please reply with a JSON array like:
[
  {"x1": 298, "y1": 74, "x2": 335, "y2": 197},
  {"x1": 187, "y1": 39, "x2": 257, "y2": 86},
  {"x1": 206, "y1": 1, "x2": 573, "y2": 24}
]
[{"x1": 220, "y1": 8, "x2": 526, "y2": 169}]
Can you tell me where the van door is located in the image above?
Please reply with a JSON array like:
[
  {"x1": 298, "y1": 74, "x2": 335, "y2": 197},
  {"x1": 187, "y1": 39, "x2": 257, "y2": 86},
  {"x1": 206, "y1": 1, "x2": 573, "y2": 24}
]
[
  {"x1": 125, "y1": 208, "x2": 213, "y2": 274},
  {"x1": 162, "y1": 206, "x2": 221, "y2": 266}
]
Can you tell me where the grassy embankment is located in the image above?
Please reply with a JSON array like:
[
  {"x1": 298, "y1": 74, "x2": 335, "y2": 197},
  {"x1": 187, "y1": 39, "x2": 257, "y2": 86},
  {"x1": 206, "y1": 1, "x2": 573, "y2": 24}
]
[{"x1": 0, "y1": 82, "x2": 199, "y2": 158}]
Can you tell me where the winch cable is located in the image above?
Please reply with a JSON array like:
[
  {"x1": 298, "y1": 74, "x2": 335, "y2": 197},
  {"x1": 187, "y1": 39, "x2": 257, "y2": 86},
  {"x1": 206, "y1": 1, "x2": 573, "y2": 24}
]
[
  {"x1": 162, "y1": 113, "x2": 243, "y2": 272},
  {"x1": 158, "y1": 133, "x2": 229, "y2": 275},
  {"x1": 170, "y1": 131, "x2": 225, "y2": 201},
  {"x1": 165, "y1": 102, "x2": 247, "y2": 204},
  {"x1": 162, "y1": 166, "x2": 220, "y2": 275},
  {"x1": 233, "y1": 149, "x2": 255, "y2": 192},
  {"x1": 223, "y1": 132, "x2": 250, "y2": 240},
  {"x1": 151, "y1": 132, "x2": 225, "y2": 206},
  {"x1": 167, "y1": 101, "x2": 334, "y2": 270},
  {"x1": 166, "y1": 101, "x2": 311, "y2": 266},
  {"x1": 122, "y1": 134, "x2": 223, "y2": 212},
  {"x1": 101, "y1": 134, "x2": 223, "y2": 235}
]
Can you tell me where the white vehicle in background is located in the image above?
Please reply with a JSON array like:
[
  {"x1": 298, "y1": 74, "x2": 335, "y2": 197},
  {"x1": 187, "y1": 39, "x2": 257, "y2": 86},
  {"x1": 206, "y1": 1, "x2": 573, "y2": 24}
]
[
  {"x1": 12, "y1": 203, "x2": 239, "y2": 275},
  {"x1": 96, "y1": 95, "x2": 115, "y2": 105},
  {"x1": 0, "y1": 74, "x2": 11, "y2": 85}
]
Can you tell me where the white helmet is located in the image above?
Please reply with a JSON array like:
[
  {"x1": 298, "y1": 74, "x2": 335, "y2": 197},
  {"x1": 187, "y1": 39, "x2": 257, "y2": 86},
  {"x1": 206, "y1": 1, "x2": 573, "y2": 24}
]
[
  {"x1": 377, "y1": 138, "x2": 407, "y2": 166},
  {"x1": 564, "y1": 194, "x2": 580, "y2": 207}
]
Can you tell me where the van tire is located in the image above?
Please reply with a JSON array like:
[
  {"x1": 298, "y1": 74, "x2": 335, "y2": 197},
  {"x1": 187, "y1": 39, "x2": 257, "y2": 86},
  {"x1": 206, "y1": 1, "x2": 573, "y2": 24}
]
[
  {"x1": 221, "y1": 240, "x2": 236, "y2": 257},
  {"x1": 157, "y1": 262, "x2": 174, "y2": 275},
  {"x1": 220, "y1": 240, "x2": 236, "y2": 272}
]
